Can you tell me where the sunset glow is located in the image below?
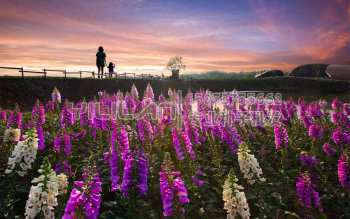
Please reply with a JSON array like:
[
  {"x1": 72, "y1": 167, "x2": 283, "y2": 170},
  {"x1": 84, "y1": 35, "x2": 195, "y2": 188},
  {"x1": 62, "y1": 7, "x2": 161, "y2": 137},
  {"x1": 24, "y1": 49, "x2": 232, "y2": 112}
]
[{"x1": 0, "y1": 0, "x2": 349, "y2": 74}]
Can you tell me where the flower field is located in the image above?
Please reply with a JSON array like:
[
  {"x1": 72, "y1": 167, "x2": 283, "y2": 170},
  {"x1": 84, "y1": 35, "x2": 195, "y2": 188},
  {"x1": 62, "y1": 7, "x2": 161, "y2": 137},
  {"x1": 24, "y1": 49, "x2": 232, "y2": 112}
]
[{"x1": 0, "y1": 84, "x2": 350, "y2": 219}]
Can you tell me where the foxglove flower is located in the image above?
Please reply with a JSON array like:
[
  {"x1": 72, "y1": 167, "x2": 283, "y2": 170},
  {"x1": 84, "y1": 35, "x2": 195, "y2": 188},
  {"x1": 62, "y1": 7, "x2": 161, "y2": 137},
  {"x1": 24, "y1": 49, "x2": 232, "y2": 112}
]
[
  {"x1": 121, "y1": 154, "x2": 133, "y2": 197},
  {"x1": 299, "y1": 152, "x2": 318, "y2": 167},
  {"x1": 159, "y1": 169, "x2": 174, "y2": 217},
  {"x1": 3, "y1": 128, "x2": 21, "y2": 143},
  {"x1": 130, "y1": 84, "x2": 139, "y2": 99},
  {"x1": 119, "y1": 126, "x2": 130, "y2": 160},
  {"x1": 63, "y1": 171, "x2": 102, "y2": 219},
  {"x1": 171, "y1": 128, "x2": 184, "y2": 160},
  {"x1": 322, "y1": 143, "x2": 336, "y2": 156},
  {"x1": 36, "y1": 125, "x2": 45, "y2": 151},
  {"x1": 109, "y1": 128, "x2": 119, "y2": 191},
  {"x1": 181, "y1": 130, "x2": 196, "y2": 160},
  {"x1": 25, "y1": 158, "x2": 67, "y2": 219},
  {"x1": 192, "y1": 169, "x2": 205, "y2": 187},
  {"x1": 51, "y1": 87, "x2": 62, "y2": 104},
  {"x1": 0, "y1": 110, "x2": 6, "y2": 123},
  {"x1": 338, "y1": 153, "x2": 350, "y2": 190},
  {"x1": 5, "y1": 129, "x2": 38, "y2": 176},
  {"x1": 137, "y1": 149, "x2": 148, "y2": 196},
  {"x1": 173, "y1": 175, "x2": 190, "y2": 204},
  {"x1": 274, "y1": 124, "x2": 288, "y2": 150},
  {"x1": 308, "y1": 124, "x2": 323, "y2": 139},
  {"x1": 223, "y1": 170, "x2": 250, "y2": 219},
  {"x1": 237, "y1": 143, "x2": 265, "y2": 184},
  {"x1": 63, "y1": 133, "x2": 72, "y2": 156},
  {"x1": 296, "y1": 172, "x2": 323, "y2": 211}
]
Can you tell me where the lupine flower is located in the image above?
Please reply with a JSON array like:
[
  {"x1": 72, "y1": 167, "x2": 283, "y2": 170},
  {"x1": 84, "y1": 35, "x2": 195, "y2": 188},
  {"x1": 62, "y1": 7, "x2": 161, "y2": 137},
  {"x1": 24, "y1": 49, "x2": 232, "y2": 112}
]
[
  {"x1": 299, "y1": 152, "x2": 318, "y2": 167},
  {"x1": 121, "y1": 153, "x2": 133, "y2": 197},
  {"x1": 223, "y1": 169, "x2": 250, "y2": 219},
  {"x1": 63, "y1": 170, "x2": 102, "y2": 219},
  {"x1": 137, "y1": 119, "x2": 145, "y2": 143},
  {"x1": 137, "y1": 149, "x2": 148, "y2": 196},
  {"x1": 295, "y1": 172, "x2": 323, "y2": 211},
  {"x1": 181, "y1": 130, "x2": 196, "y2": 160},
  {"x1": 322, "y1": 143, "x2": 336, "y2": 156},
  {"x1": 338, "y1": 153, "x2": 350, "y2": 190},
  {"x1": 171, "y1": 128, "x2": 184, "y2": 160},
  {"x1": 237, "y1": 143, "x2": 265, "y2": 184},
  {"x1": 5, "y1": 129, "x2": 38, "y2": 176},
  {"x1": 308, "y1": 124, "x2": 323, "y2": 139}
]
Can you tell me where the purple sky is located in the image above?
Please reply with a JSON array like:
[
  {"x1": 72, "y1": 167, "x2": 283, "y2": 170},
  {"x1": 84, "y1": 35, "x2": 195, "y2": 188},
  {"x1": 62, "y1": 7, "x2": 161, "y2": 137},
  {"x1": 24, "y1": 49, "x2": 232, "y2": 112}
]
[{"x1": 0, "y1": 0, "x2": 349, "y2": 74}]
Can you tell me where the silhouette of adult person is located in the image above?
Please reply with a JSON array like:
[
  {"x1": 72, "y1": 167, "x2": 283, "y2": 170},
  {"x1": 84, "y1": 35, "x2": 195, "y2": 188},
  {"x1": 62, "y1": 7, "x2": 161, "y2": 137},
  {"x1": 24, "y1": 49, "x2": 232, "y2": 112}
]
[{"x1": 96, "y1": 46, "x2": 106, "y2": 78}]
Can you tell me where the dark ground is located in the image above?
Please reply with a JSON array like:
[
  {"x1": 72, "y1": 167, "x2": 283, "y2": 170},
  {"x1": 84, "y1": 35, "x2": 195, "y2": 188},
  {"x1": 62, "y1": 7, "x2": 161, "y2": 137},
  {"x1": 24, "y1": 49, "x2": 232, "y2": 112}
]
[{"x1": 0, "y1": 76, "x2": 349, "y2": 110}]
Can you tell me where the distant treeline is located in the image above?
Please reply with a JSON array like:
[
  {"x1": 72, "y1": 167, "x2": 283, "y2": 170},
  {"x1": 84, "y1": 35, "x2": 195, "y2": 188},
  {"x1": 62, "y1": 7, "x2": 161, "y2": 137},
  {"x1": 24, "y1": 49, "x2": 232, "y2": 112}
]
[{"x1": 181, "y1": 71, "x2": 258, "y2": 80}]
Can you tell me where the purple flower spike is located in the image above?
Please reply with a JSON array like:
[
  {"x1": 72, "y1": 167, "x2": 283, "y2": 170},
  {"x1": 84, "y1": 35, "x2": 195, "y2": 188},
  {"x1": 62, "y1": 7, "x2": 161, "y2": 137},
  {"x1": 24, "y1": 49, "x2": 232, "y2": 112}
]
[
  {"x1": 172, "y1": 128, "x2": 184, "y2": 161},
  {"x1": 338, "y1": 154, "x2": 350, "y2": 190},
  {"x1": 296, "y1": 172, "x2": 323, "y2": 211},
  {"x1": 121, "y1": 154, "x2": 133, "y2": 197},
  {"x1": 322, "y1": 143, "x2": 336, "y2": 156},
  {"x1": 173, "y1": 176, "x2": 190, "y2": 204},
  {"x1": 159, "y1": 170, "x2": 174, "y2": 217},
  {"x1": 64, "y1": 133, "x2": 72, "y2": 156},
  {"x1": 181, "y1": 130, "x2": 196, "y2": 160},
  {"x1": 299, "y1": 152, "x2": 318, "y2": 167},
  {"x1": 137, "y1": 149, "x2": 148, "y2": 196},
  {"x1": 308, "y1": 124, "x2": 323, "y2": 139},
  {"x1": 36, "y1": 125, "x2": 45, "y2": 151}
]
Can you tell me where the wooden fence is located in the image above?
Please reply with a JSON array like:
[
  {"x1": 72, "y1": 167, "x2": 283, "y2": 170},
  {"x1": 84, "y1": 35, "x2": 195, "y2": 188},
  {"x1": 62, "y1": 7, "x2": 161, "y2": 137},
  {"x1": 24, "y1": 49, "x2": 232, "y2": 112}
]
[{"x1": 0, "y1": 66, "x2": 162, "y2": 80}]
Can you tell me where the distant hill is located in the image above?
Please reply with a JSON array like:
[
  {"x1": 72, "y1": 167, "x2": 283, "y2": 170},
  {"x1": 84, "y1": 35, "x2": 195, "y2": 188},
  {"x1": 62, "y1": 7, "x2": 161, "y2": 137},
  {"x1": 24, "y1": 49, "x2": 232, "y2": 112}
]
[{"x1": 181, "y1": 71, "x2": 257, "y2": 80}]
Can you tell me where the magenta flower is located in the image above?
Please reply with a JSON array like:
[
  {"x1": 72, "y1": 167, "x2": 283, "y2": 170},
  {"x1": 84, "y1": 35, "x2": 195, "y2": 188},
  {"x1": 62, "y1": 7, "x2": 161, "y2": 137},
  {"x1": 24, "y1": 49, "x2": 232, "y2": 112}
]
[
  {"x1": 36, "y1": 125, "x2": 45, "y2": 151},
  {"x1": 181, "y1": 130, "x2": 196, "y2": 160},
  {"x1": 322, "y1": 143, "x2": 336, "y2": 156},
  {"x1": 296, "y1": 172, "x2": 323, "y2": 211},
  {"x1": 171, "y1": 128, "x2": 184, "y2": 161},
  {"x1": 137, "y1": 149, "x2": 148, "y2": 196},
  {"x1": 119, "y1": 126, "x2": 130, "y2": 160},
  {"x1": 299, "y1": 152, "x2": 318, "y2": 167},
  {"x1": 274, "y1": 124, "x2": 288, "y2": 150},
  {"x1": 338, "y1": 154, "x2": 350, "y2": 190},
  {"x1": 121, "y1": 154, "x2": 133, "y2": 197},
  {"x1": 308, "y1": 124, "x2": 323, "y2": 139},
  {"x1": 64, "y1": 133, "x2": 72, "y2": 156},
  {"x1": 63, "y1": 171, "x2": 102, "y2": 219},
  {"x1": 109, "y1": 128, "x2": 119, "y2": 192},
  {"x1": 173, "y1": 175, "x2": 190, "y2": 204},
  {"x1": 159, "y1": 169, "x2": 174, "y2": 217}
]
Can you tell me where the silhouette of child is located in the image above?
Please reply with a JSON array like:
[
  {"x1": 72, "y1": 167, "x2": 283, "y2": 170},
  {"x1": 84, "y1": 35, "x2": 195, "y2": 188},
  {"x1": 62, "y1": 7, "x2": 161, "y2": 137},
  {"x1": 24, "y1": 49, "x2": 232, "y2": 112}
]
[
  {"x1": 96, "y1": 46, "x2": 106, "y2": 78},
  {"x1": 108, "y1": 62, "x2": 115, "y2": 78}
]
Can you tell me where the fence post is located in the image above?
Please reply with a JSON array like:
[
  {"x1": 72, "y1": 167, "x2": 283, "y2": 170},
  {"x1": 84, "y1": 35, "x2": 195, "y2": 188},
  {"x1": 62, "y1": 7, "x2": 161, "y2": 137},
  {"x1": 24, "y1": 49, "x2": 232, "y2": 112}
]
[
  {"x1": 92, "y1": 71, "x2": 95, "y2": 78},
  {"x1": 43, "y1": 68, "x2": 47, "y2": 79},
  {"x1": 79, "y1": 71, "x2": 82, "y2": 79},
  {"x1": 64, "y1": 70, "x2": 67, "y2": 79},
  {"x1": 20, "y1": 67, "x2": 24, "y2": 79}
]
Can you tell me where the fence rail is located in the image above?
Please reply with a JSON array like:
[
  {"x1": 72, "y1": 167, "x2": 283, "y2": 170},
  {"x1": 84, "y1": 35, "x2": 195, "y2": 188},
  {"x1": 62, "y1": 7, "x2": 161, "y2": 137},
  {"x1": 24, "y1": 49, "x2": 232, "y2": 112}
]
[{"x1": 0, "y1": 66, "x2": 162, "y2": 80}]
